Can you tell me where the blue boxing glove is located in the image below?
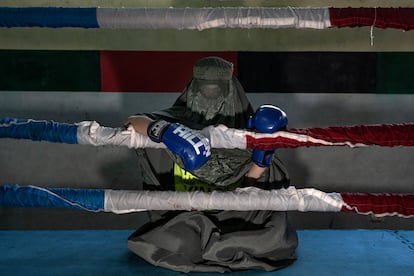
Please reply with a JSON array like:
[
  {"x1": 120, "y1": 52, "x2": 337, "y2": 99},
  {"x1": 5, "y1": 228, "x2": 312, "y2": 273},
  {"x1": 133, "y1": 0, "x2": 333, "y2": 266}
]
[
  {"x1": 147, "y1": 120, "x2": 211, "y2": 171},
  {"x1": 247, "y1": 105, "x2": 288, "y2": 167}
]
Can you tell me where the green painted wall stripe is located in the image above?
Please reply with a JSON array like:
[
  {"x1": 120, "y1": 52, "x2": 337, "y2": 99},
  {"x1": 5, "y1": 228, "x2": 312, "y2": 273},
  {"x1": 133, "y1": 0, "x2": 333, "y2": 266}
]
[
  {"x1": 376, "y1": 52, "x2": 414, "y2": 94},
  {"x1": 1, "y1": 50, "x2": 414, "y2": 93},
  {"x1": 238, "y1": 52, "x2": 376, "y2": 93},
  {"x1": 0, "y1": 50, "x2": 100, "y2": 91}
]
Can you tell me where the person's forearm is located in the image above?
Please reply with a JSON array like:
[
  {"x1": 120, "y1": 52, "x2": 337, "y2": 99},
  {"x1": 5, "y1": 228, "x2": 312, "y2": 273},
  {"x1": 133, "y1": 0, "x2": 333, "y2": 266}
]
[
  {"x1": 245, "y1": 163, "x2": 266, "y2": 179},
  {"x1": 124, "y1": 115, "x2": 153, "y2": 136}
]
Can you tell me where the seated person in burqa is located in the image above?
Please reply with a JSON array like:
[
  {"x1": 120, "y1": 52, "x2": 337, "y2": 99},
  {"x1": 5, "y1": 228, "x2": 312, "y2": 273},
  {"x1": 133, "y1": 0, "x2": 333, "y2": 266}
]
[{"x1": 124, "y1": 56, "x2": 298, "y2": 273}]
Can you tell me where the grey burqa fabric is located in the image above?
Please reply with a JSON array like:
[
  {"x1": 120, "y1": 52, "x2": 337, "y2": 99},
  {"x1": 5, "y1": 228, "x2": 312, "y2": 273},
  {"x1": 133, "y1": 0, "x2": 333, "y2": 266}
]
[{"x1": 128, "y1": 57, "x2": 298, "y2": 273}]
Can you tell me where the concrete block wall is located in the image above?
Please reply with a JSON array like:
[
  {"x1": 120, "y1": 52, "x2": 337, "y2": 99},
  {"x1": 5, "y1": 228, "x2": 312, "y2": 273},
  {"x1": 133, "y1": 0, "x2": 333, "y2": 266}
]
[
  {"x1": 1, "y1": 1, "x2": 413, "y2": 230},
  {"x1": 1, "y1": 92, "x2": 413, "y2": 229}
]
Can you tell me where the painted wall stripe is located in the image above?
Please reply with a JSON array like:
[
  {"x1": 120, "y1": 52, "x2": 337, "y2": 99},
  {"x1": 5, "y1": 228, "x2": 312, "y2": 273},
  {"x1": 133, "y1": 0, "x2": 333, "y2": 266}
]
[
  {"x1": 238, "y1": 52, "x2": 376, "y2": 93},
  {"x1": 0, "y1": 50, "x2": 100, "y2": 91},
  {"x1": 100, "y1": 51, "x2": 237, "y2": 92},
  {"x1": 1, "y1": 50, "x2": 414, "y2": 93}
]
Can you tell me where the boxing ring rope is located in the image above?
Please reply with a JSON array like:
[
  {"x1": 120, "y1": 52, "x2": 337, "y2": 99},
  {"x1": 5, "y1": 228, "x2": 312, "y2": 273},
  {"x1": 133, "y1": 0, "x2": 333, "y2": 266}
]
[
  {"x1": 1, "y1": 7, "x2": 414, "y2": 31},
  {"x1": 1, "y1": 118, "x2": 414, "y2": 150},
  {"x1": 1, "y1": 185, "x2": 414, "y2": 218},
  {"x1": 1, "y1": 118, "x2": 414, "y2": 218}
]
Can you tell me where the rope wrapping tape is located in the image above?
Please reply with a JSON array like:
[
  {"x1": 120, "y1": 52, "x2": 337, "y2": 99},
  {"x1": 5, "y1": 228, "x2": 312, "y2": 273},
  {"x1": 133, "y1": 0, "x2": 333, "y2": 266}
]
[
  {"x1": 0, "y1": 118, "x2": 78, "y2": 144},
  {"x1": 1, "y1": 185, "x2": 414, "y2": 218},
  {"x1": 246, "y1": 123, "x2": 414, "y2": 150},
  {"x1": 341, "y1": 193, "x2": 414, "y2": 218},
  {"x1": 96, "y1": 7, "x2": 331, "y2": 30},
  {"x1": 76, "y1": 121, "x2": 414, "y2": 150},
  {"x1": 329, "y1": 7, "x2": 414, "y2": 31},
  {"x1": 0, "y1": 7, "x2": 330, "y2": 30},
  {"x1": 104, "y1": 186, "x2": 344, "y2": 214},
  {"x1": 0, "y1": 185, "x2": 104, "y2": 211},
  {"x1": 0, "y1": 7, "x2": 98, "y2": 28},
  {"x1": 0, "y1": 185, "x2": 343, "y2": 214},
  {"x1": 2, "y1": 119, "x2": 414, "y2": 150},
  {"x1": 2, "y1": 7, "x2": 414, "y2": 31}
]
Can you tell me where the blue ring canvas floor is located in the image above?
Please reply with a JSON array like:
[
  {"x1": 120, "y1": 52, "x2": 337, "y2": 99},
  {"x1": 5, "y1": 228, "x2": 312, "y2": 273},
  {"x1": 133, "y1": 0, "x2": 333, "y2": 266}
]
[{"x1": 0, "y1": 230, "x2": 413, "y2": 275}]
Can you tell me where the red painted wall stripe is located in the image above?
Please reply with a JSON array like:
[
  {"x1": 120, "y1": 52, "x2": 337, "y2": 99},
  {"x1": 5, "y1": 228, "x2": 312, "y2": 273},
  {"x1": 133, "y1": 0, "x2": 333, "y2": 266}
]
[{"x1": 100, "y1": 51, "x2": 238, "y2": 92}]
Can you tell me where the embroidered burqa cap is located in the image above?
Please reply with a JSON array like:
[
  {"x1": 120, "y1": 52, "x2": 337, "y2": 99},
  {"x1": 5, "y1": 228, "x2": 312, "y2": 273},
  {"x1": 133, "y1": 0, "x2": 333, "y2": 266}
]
[{"x1": 155, "y1": 56, "x2": 254, "y2": 129}]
